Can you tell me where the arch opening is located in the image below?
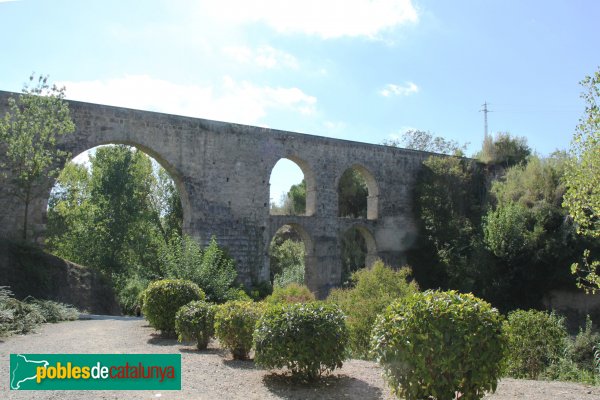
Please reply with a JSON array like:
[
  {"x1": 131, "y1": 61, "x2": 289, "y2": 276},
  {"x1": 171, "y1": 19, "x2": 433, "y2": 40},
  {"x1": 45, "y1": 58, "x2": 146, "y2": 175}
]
[
  {"x1": 340, "y1": 225, "x2": 378, "y2": 285},
  {"x1": 268, "y1": 223, "x2": 314, "y2": 288},
  {"x1": 338, "y1": 164, "x2": 379, "y2": 220},
  {"x1": 45, "y1": 143, "x2": 187, "y2": 287},
  {"x1": 269, "y1": 156, "x2": 316, "y2": 216}
]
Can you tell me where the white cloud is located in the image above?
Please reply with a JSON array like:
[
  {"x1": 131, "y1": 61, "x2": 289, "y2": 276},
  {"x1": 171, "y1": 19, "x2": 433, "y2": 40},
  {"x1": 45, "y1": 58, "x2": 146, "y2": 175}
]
[
  {"x1": 59, "y1": 75, "x2": 316, "y2": 126},
  {"x1": 222, "y1": 45, "x2": 299, "y2": 69},
  {"x1": 199, "y1": 0, "x2": 418, "y2": 39},
  {"x1": 380, "y1": 82, "x2": 419, "y2": 97}
]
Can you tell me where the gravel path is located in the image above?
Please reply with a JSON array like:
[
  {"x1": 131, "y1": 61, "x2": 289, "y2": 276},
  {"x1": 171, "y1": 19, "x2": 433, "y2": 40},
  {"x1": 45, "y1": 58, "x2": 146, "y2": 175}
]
[{"x1": 1, "y1": 317, "x2": 599, "y2": 399}]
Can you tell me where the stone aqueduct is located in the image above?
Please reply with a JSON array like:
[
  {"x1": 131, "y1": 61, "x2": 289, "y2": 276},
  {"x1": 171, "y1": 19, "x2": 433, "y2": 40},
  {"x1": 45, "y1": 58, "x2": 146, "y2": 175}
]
[{"x1": 0, "y1": 90, "x2": 432, "y2": 296}]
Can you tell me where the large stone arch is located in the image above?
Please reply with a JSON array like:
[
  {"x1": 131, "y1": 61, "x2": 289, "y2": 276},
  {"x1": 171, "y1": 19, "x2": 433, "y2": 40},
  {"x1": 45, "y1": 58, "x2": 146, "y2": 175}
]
[{"x1": 43, "y1": 139, "x2": 192, "y2": 240}]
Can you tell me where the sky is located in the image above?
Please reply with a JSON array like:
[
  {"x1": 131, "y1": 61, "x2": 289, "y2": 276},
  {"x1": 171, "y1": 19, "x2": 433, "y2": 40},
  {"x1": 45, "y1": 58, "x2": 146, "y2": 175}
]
[{"x1": 1, "y1": 0, "x2": 599, "y2": 203}]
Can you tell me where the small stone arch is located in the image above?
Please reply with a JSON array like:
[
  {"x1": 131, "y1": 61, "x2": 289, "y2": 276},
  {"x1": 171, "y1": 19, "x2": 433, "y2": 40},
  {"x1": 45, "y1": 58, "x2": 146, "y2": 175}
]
[
  {"x1": 268, "y1": 222, "x2": 316, "y2": 289},
  {"x1": 337, "y1": 164, "x2": 379, "y2": 220},
  {"x1": 352, "y1": 225, "x2": 378, "y2": 267},
  {"x1": 269, "y1": 155, "x2": 317, "y2": 216},
  {"x1": 339, "y1": 223, "x2": 379, "y2": 285}
]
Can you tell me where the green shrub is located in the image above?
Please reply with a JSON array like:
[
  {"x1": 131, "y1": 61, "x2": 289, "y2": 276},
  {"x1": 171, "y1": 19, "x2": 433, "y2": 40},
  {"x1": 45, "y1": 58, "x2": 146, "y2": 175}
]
[
  {"x1": 175, "y1": 300, "x2": 216, "y2": 350},
  {"x1": 159, "y1": 235, "x2": 238, "y2": 303},
  {"x1": 371, "y1": 290, "x2": 506, "y2": 400},
  {"x1": 327, "y1": 261, "x2": 418, "y2": 359},
  {"x1": 0, "y1": 286, "x2": 45, "y2": 336},
  {"x1": 247, "y1": 280, "x2": 273, "y2": 301},
  {"x1": 142, "y1": 279, "x2": 204, "y2": 336},
  {"x1": 542, "y1": 357, "x2": 599, "y2": 385},
  {"x1": 223, "y1": 287, "x2": 252, "y2": 302},
  {"x1": 264, "y1": 283, "x2": 315, "y2": 305},
  {"x1": 273, "y1": 262, "x2": 305, "y2": 288},
  {"x1": 569, "y1": 316, "x2": 600, "y2": 372},
  {"x1": 270, "y1": 238, "x2": 305, "y2": 287},
  {"x1": 114, "y1": 275, "x2": 150, "y2": 315},
  {"x1": 25, "y1": 298, "x2": 79, "y2": 322},
  {"x1": 1, "y1": 286, "x2": 18, "y2": 336},
  {"x1": 254, "y1": 302, "x2": 348, "y2": 380},
  {"x1": 503, "y1": 309, "x2": 568, "y2": 379},
  {"x1": 214, "y1": 301, "x2": 264, "y2": 360},
  {"x1": 1, "y1": 300, "x2": 45, "y2": 335}
]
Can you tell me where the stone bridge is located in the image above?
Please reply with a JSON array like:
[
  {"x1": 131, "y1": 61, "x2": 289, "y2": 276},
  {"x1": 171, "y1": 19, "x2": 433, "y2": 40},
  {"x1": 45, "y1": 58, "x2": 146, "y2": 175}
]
[{"x1": 0, "y1": 90, "x2": 431, "y2": 296}]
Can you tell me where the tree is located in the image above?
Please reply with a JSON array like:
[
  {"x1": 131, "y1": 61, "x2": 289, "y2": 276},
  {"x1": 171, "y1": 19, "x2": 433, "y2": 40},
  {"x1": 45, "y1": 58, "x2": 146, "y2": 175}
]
[
  {"x1": 383, "y1": 129, "x2": 467, "y2": 155},
  {"x1": 478, "y1": 132, "x2": 531, "y2": 167},
  {"x1": 159, "y1": 235, "x2": 238, "y2": 303},
  {"x1": 87, "y1": 145, "x2": 161, "y2": 274},
  {"x1": 410, "y1": 155, "x2": 487, "y2": 292},
  {"x1": 45, "y1": 161, "x2": 94, "y2": 261},
  {"x1": 270, "y1": 180, "x2": 306, "y2": 216},
  {"x1": 563, "y1": 68, "x2": 600, "y2": 292},
  {"x1": 0, "y1": 75, "x2": 75, "y2": 240},
  {"x1": 149, "y1": 166, "x2": 183, "y2": 240},
  {"x1": 269, "y1": 225, "x2": 305, "y2": 284},
  {"x1": 482, "y1": 154, "x2": 584, "y2": 309},
  {"x1": 287, "y1": 180, "x2": 306, "y2": 215},
  {"x1": 47, "y1": 145, "x2": 176, "y2": 277}
]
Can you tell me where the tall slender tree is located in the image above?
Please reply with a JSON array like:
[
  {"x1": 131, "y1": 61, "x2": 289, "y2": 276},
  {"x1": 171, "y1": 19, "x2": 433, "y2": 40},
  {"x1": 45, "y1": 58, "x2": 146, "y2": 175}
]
[{"x1": 0, "y1": 75, "x2": 75, "y2": 240}]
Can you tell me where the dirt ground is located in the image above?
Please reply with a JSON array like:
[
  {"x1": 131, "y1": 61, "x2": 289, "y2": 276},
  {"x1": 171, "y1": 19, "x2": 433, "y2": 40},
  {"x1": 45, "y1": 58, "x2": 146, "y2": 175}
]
[{"x1": 1, "y1": 316, "x2": 599, "y2": 400}]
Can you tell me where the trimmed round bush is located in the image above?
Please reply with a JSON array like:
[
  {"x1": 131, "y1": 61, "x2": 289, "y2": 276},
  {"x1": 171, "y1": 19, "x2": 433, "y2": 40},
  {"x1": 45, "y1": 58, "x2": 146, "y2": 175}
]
[
  {"x1": 264, "y1": 283, "x2": 315, "y2": 305},
  {"x1": 371, "y1": 290, "x2": 506, "y2": 400},
  {"x1": 503, "y1": 309, "x2": 568, "y2": 379},
  {"x1": 175, "y1": 300, "x2": 216, "y2": 350},
  {"x1": 214, "y1": 300, "x2": 264, "y2": 360},
  {"x1": 142, "y1": 279, "x2": 204, "y2": 336},
  {"x1": 254, "y1": 302, "x2": 348, "y2": 380}
]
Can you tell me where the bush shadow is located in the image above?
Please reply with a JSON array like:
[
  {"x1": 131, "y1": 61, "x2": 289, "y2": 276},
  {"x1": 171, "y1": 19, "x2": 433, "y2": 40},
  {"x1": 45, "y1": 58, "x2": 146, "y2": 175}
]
[
  {"x1": 262, "y1": 373, "x2": 384, "y2": 400},
  {"x1": 179, "y1": 347, "x2": 229, "y2": 357},
  {"x1": 146, "y1": 333, "x2": 179, "y2": 346},
  {"x1": 222, "y1": 358, "x2": 259, "y2": 370},
  {"x1": 78, "y1": 314, "x2": 144, "y2": 321}
]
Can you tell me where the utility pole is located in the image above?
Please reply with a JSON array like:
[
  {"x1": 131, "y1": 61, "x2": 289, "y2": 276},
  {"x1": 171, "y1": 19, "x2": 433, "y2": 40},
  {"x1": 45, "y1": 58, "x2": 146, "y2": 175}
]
[{"x1": 480, "y1": 101, "x2": 490, "y2": 139}]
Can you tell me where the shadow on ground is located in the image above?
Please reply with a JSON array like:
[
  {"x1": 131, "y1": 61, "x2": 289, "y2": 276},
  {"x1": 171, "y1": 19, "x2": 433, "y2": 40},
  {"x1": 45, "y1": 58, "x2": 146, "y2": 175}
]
[
  {"x1": 78, "y1": 314, "x2": 144, "y2": 321},
  {"x1": 146, "y1": 333, "x2": 179, "y2": 346},
  {"x1": 222, "y1": 358, "x2": 259, "y2": 370},
  {"x1": 180, "y1": 347, "x2": 228, "y2": 357},
  {"x1": 263, "y1": 373, "x2": 384, "y2": 400}
]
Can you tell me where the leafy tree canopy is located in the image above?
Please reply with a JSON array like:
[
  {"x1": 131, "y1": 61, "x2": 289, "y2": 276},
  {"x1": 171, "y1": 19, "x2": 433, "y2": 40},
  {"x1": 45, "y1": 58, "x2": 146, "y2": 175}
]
[
  {"x1": 478, "y1": 132, "x2": 531, "y2": 167},
  {"x1": 0, "y1": 74, "x2": 75, "y2": 240},
  {"x1": 383, "y1": 129, "x2": 467, "y2": 156},
  {"x1": 563, "y1": 68, "x2": 600, "y2": 292}
]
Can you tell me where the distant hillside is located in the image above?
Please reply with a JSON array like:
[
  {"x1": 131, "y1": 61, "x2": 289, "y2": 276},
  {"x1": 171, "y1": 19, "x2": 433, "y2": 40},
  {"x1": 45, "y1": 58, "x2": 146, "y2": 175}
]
[{"x1": 0, "y1": 239, "x2": 120, "y2": 315}]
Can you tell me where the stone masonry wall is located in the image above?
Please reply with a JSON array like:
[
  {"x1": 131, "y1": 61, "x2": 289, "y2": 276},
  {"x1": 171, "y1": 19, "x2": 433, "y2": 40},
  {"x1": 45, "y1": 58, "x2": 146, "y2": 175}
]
[{"x1": 0, "y1": 90, "x2": 431, "y2": 296}]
